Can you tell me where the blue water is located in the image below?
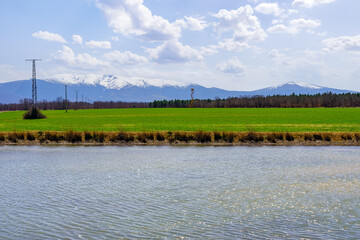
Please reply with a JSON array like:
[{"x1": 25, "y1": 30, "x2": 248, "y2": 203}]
[{"x1": 0, "y1": 146, "x2": 359, "y2": 239}]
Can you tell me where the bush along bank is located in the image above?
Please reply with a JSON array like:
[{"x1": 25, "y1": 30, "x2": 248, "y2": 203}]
[{"x1": 0, "y1": 131, "x2": 360, "y2": 146}]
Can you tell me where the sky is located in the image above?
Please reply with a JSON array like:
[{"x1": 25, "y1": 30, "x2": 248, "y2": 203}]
[{"x1": 0, "y1": 0, "x2": 359, "y2": 91}]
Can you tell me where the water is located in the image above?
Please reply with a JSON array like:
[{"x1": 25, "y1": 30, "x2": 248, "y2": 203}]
[{"x1": 0, "y1": 146, "x2": 359, "y2": 239}]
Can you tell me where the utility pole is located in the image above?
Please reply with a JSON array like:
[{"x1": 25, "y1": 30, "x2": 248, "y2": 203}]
[
  {"x1": 65, "y1": 85, "x2": 68, "y2": 113},
  {"x1": 25, "y1": 59, "x2": 42, "y2": 108},
  {"x1": 75, "y1": 90, "x2": 79, "y2": 110}
]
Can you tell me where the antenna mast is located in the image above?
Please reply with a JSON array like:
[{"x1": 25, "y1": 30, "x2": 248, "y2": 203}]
[{"x1": 25, "y1": 59, "x2": 42, "y2": 108}]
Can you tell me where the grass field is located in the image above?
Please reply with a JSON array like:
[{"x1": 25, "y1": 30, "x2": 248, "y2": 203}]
[{"x1": 0, "y1": 108, "x2": 360, "y2": 132}]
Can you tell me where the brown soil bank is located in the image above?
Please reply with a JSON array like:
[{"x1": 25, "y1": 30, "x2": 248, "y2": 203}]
[{"x1": 0, "y1": 131, "x2": 360, "y2": 146}]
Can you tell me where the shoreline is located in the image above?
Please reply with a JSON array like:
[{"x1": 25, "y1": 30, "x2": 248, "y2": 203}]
[{"x1": 0, "y1": 131, "x2": 359, "y2": 146}]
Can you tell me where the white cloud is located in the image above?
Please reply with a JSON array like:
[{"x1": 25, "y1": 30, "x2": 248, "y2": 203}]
[
  {"x1": 85, "y1": 40, "x2": 112, "y2": 49},
  {"x1": 174, "y1": 16, "x2": 208, "y2": 31},
  {"x1": 267, "y1": 24, "x2": 296, "y2": 34},
  {"x1": 267, "y1": 49, "x2": 284, "y2": 59},
  {"x1": 254, "y1": 3, "x2": 283, "y2": 16},
  {"x1": 292, "y1": 0, "x2": 336, "y2": 8},
  {"x1": 94, "y1": 0, "x2": 180, "y2": 41},
  {"x1": 146, "y1": 39, "x2": 203, "y2": 63},
  {"x1": 53, "y1": 46, "x2": 109, "y2": 69},
  {"x1": 267, "y1": 18, "x2": 321, "y2": 34},
  {"x1": 72, "y1": 35, "x2": 83, "y2": 45},
  {"x1": 111, "y1": 36, "x2": 119, "y2": 42},
  {"x1": 217, "y1": 39, "x2": 251, "y2": 52},
  {"x1": 290, "y1": 18, "x2": 321, "y2": 28},
  {"x1": 217, "y1": 56, "x2": 245, "y2": 74},
  {"x1": 322, "y1": 35, "x2": 360, "y2": 53},
  {"x1": 32, "y1": 31, "x2": 66, "y2": 43},
  {"x1": 103, "y1": 50, "x2": 148, "y2": 64},
  {"x1": 214, "y1": 5, "x2": 267, "y2": 43}
]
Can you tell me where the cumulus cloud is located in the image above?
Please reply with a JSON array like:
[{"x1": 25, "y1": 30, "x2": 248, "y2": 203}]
[
  {"x1": 217, "y1": 39, "x2": 251, "y2": 52},
  {"x1": 32, "y1": 31, "x2": 66, "y2": 43},
  {"x1": 217, "y1": 56, "x2": 245, "y2": 74},
  {"x1": 267, "y1": 18, "x2": 321, "y2": 34},
  {"x1": 174, "y1": 16, "x2": 209, "y2": 31},
  {"x1": 103, "y1": 50, "x2": 148, "y2": 64},
  {"x1": 146, "y1": 39, "x2": 203, "y2": 63},
  {"x1": 85, "y1": 40, "x2": 112, "y2": 49},
  {"x1": 94, "y1": 0, "x2": 180, "y2": 41},
  {"x1": 267, "y1": 49, "x2": 283, "y2": 59},
  {"x1": 53, "y1": 46, "x2": 109, "y2": 69},
  {"x1": 290, "y1": 18, "x2": 321, "y2": 28},
  {"x1": 214, "y1": 5, "x2": 267, "y2": 43},
  {"x1": 322, "y1": 35, "x2": 360, "y2": 53},
  {"x1": 72, "y1": 35, "x2": 83, "y2": 45},
  {"x1": 292, "y1": 0, "x2": 336, "y2": 8},
  {"x1": 254, "y1": 3, "x2": 283, "y2": 16}
]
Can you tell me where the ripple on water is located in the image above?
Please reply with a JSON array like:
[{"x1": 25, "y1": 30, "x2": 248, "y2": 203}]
[{"x1": 0, "y1": 146, "x2": 359, "y2": 239}]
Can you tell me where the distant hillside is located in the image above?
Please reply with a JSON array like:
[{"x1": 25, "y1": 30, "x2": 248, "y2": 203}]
[{"x1": 0, "y1": 75, "x2": 356, "y2": 104}]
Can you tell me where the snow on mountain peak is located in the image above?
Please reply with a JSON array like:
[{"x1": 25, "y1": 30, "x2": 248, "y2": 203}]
[
  {"x1": 273, "y1": 81, "x2": 322, "y2": 89},
  {"x1": 47, "y1": 74, "x2": 189, "y2": 90}
]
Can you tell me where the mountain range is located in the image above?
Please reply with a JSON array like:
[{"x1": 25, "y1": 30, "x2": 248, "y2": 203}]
[{"x1": 0, "y1": 74, "x2": 357, "y2": 104}]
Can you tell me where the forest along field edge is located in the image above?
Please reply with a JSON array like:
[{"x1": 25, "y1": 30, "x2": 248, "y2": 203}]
[{"x1": 0, "y1": 108, "x2": 359, "y2": 145}]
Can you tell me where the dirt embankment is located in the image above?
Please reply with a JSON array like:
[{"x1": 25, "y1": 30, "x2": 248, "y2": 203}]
[{"x1": 0, "y1": 131, "x2": 359, "y2": 146}]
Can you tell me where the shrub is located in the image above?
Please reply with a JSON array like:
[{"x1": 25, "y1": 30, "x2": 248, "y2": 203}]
[
  {"x1": 45, "y1": 132, "x2": 60, "y2": 142},
  {"x1": 93, "y1": 131, "x2": 106, "y2": 143},
  {"x1": 341, "y1": 134, "x2": 352, "y2": 141},
  {"x1": 304, "y1": 133, "x2": 313, "y2": 141},
  {"x1": 223, "y1": 132, "x2": 235, "y2": 143},
  {"x1": 213, "y1": 131, "x2": 222, "y2": 141},
  {"x1": 313, "y1": 134, "x2": 322, "y2": 141},
  {"x1": 285, "y1": 133, "x2": 294, "y2": 141},
  {"x1": 155, "y1": 132, "x2": 165, "y2": 141},
  {"x1": 65, "y1": 131, "x2": 83, "y2": 143},
  {"x1": 137, "y1": 132, "x2": 147, "y2": 143},
  {"x1": 23, "y1": 108, "x2": 46, "y2": 119},
  {"x1": 275, "y1": 133, "x2": 284, "y2": 141},
  {"x1": 174, "y1": 132, "x2": 192, "y2": 142},
  {"x1": 266, "y1": 133, "x2": 277, "y2": 143},
  {"x1": 323, "y1": 134, "x2": 331, "y2": 142},
  {"x1": 7, "y1": 133, "x2": 18, "y2": 143},
  {"x1": 194, "y1": 131, "x2": 212, "y2": 143},
  {"x1": 125, "y1": 133, "x2": 135, "y2": 142},
  {"x1": 109, "y1": 131, "x2": 134, "y2": 142},
  {"x1": 26, "y1": 132, "x2": 35, "y2": 141},
  {"x1": 245, "y1": 132, "x2": 264, "y2": 142},
  {"x1": 355, "y1": 133, "x2": 360, "y2": 141},
  {"x1": 84, "y1": 131, "x2": 93, "y2": 141},
  {"x1": 0, "y1": 133, "x2": 5, "y2": 141}
]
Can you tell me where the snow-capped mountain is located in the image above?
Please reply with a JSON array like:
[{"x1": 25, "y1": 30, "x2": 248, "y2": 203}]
[
  {"x1": 0, "y1": 75, "x2": 357, "y2": 104},
  {"x1": 48, "y1": 74, "x2": 188, "y2": 90}
]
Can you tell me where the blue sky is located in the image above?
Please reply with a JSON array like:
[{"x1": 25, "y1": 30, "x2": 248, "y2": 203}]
[{"x1": 0, "y1": 0, "x2": 359, "y2": 91}]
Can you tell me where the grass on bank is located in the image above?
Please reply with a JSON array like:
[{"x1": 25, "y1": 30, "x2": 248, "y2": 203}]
[
  {"x1": 0, "y1": 108, "x2": 360, "y2": 132},
  {"x1": 0, "y1": 131, "x2": 359, "y2": 144}
]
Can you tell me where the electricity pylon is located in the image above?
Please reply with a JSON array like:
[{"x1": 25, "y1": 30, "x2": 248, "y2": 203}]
[{"x1": 25, "y1": 59, "x2": 42, "y2": 108}]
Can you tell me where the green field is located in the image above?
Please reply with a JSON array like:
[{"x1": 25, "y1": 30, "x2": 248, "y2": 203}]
[{"x1": 0, "y1": 108, "x2": 359, "y2": 132}]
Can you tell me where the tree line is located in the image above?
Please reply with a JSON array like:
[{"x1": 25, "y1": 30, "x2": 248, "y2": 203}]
[
  {"x1": 0, "y1": 97, "x2": 148, "y2": 111},
  {"x1": 150, "y1": 93, "x2": 360, "y2": 108},
  {"x1": 1, "y1": 92, "x2": 360, "y2": 111}
]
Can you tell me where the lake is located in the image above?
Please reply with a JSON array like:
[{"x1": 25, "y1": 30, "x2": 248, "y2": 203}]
[{"x1": 0, "y1": 146, "x2": 359, "y2": 239}]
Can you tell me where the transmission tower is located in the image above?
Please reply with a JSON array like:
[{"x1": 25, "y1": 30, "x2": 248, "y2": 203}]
[
  {"x1": 189, "y1": 88, "x2": 195, "y2": 108},
  {"x1": 25, "y1": 59, "x2": 42, "y2": 108}
]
